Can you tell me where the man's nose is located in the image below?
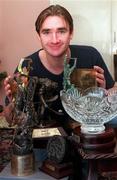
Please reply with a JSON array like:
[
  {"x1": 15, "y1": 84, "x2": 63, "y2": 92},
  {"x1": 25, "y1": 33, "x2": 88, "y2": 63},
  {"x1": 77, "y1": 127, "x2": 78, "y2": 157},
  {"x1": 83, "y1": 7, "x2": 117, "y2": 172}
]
[{"x1": 51, "y1": 33, "x2": 59, "y2": 43}]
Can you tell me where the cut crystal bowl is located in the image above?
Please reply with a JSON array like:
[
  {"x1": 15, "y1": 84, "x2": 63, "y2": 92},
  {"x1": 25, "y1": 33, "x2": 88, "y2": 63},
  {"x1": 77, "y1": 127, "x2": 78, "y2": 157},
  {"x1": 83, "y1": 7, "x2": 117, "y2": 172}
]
[
  {"x1": 60, "y1": 57, "x2": 117, "y2": 134},
  {"x1": 60, "y1": 87, "x2": 117, "y2": 134}
]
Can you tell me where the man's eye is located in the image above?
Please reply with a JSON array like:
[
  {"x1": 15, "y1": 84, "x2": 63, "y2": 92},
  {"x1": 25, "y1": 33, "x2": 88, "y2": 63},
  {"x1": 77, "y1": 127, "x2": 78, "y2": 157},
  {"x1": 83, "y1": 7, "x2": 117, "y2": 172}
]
[
  {"x1": 43, "y1": 31, "x2": 49, "y2": 34},
  {"x1": 59, "y1": 30, "x2": 66, "y2": 34},
  {"x1": 42, "y1": 30, "x2": 50, "y2": 35}
]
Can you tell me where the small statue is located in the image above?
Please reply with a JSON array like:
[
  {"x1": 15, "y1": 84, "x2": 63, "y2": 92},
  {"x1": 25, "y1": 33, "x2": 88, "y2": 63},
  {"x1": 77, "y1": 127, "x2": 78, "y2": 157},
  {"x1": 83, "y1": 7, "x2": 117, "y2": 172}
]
[
  {"x1": 12, "y1": 126, "x2": 33, "y2": 155},
  {"x1": 63, "y1": 55, "x2": 77, "y2": 90},
  {"x1": 5, "y1": 58, "x2": 64, "y2": 155}
]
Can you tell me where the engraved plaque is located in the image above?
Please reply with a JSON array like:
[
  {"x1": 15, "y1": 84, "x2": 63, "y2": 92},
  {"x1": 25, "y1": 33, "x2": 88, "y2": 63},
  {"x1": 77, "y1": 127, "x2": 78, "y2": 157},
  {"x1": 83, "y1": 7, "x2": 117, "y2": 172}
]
[
  {"x1": 32, "y1": 127, "x2": 61, "y2": 138},
  {"x1": 11, "y1": 153, "x2": 34, "y2": 176},
  {"x1": 70, "y1": 68, "x2": 97, "y2": 90},
  {"x1": 32, "y1": 127, "x2": 67, "y2": 139},
  {"x1": 40, "y1": 159, "x2": 73, "y2": 179}
]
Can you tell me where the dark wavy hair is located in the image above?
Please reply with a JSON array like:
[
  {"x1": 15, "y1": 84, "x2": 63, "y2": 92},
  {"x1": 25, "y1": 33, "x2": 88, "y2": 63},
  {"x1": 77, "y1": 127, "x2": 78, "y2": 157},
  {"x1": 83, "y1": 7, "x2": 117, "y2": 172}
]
[{"x1": 35, "y1": 5, "x2": 73, "y2": 35}]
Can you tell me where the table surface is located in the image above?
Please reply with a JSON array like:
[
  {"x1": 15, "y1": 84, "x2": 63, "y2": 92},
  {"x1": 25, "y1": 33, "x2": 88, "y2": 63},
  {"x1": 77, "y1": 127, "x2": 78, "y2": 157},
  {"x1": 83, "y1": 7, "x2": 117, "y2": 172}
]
[{"x1": 0, "y1": 162, "x2": 68, "y2": 180}]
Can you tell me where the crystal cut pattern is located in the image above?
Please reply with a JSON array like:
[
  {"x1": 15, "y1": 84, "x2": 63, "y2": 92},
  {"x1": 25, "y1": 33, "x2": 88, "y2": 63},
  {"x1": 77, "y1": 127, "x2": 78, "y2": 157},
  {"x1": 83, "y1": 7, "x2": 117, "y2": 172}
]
[{"x1": 60, "y1": 57, "x2": 117, "y2": 134}]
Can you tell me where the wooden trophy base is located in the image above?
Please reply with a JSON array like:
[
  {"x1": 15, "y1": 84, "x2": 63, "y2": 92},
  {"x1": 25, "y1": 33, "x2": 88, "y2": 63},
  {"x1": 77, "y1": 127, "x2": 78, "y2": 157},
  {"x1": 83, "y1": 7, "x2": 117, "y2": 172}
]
[
  {"x1": 39, "y1": 159, "x2": 73, "y2": 179},
  {"x1": 80, "y1": 128, "x2": 116, "y2": 153}
]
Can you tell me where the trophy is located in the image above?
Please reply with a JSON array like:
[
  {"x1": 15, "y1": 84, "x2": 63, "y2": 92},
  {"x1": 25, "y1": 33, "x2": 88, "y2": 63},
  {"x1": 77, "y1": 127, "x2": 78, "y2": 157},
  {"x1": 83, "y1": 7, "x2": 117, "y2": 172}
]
[
  {"x1": 7, "y1": 58, "x2": 68, "y2": 176},
  {"x1": 60, "y1": 56, "x2": 117, "y2": 153},
  {"x1": 32, "y1": 76, "x2": 65, "y2": 148},
  {"x1": 40, "y1": 134, "x2": 73, "y2": 179},
  {"x1": 10, "y1": 58, "x2": 36, "y2": 176},
  {"x1": 11, "y1": 126, "x2": 35, "y2": 176}
]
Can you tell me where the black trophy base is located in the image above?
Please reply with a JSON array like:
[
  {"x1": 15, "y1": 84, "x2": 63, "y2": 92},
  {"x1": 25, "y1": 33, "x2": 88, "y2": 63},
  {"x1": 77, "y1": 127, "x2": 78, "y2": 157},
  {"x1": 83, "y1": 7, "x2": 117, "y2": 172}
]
[{"x1": 39, "y1": 159, "x2": 73, "y2": 179}]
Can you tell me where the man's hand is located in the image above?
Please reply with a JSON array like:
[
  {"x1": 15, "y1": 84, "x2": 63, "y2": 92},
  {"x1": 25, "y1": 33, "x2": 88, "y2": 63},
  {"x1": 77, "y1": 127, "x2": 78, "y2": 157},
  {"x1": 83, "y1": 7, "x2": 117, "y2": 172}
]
[
  {"x1": 4, "y1": 76, "x2": 17, "y2": 102},
  {"x1": 94, "y1": 66, "x2": 106, "y2": 88}
]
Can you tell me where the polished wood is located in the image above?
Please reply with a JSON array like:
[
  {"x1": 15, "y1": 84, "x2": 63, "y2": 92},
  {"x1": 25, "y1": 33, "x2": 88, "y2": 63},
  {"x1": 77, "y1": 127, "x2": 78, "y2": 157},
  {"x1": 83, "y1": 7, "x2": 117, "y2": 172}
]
[
  {"x1": 72, "y1": 127, "x2": 117, "y2": 180},
  {"x1": 80, "y1": 128, "x2": 116, "y2": 153},
  {"x1": 40, "y1": 159, "x2": 73, "y2": 179}
]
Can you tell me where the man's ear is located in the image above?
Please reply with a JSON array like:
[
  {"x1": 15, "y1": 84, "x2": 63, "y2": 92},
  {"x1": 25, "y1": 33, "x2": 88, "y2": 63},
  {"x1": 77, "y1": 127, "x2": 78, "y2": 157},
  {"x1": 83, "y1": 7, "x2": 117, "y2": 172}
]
[{"x1": 70, "y1": 30, "x2": 74, "y2": 40}]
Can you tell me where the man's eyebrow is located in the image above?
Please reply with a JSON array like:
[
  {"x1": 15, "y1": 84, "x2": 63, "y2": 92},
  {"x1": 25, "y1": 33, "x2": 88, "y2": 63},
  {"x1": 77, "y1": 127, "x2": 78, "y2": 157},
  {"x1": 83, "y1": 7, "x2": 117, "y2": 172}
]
[
  {"x1": 41, "y1": 27, "x2": 68, "y2": 32},
  {"x1": 58, "y1": 27, "x2": 68, "y2": 31},
  {"x1": 41, "y1": 29, "x2": 50, "y2": 33}
]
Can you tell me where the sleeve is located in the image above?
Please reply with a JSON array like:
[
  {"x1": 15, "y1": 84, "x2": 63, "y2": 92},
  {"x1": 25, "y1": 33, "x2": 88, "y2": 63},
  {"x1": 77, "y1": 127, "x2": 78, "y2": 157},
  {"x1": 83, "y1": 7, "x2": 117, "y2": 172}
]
[{"x1": 92, "y1": 48, "x2": 115, "y2": 89}]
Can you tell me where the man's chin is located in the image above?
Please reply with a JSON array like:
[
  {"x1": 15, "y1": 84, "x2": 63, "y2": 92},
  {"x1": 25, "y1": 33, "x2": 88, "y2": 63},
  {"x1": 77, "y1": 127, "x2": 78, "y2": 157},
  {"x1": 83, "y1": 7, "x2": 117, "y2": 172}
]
[{"x1": 48, "y1": 50, "x2": 67, "y2": 58}]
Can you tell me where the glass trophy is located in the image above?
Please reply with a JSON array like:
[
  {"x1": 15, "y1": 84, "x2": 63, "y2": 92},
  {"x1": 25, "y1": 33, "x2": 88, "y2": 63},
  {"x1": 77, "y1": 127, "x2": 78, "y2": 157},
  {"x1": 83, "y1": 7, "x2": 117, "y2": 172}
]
[{"x1": 60, "y1": 56, "x2": 117, "y2": 134}]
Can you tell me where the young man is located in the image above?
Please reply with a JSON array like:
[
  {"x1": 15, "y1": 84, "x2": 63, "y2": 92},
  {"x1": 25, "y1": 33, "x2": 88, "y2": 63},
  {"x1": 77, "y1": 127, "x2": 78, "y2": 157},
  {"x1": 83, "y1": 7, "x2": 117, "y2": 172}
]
[
  {"x1": 4, "y1": 3, "x2": 115, "y2": 114},
  {"x1": 4, "y1": 4, "x2": 115, "y2": 179},
  {"x1": 4, "y1": 4, "x2": 115, "y2": 127}
]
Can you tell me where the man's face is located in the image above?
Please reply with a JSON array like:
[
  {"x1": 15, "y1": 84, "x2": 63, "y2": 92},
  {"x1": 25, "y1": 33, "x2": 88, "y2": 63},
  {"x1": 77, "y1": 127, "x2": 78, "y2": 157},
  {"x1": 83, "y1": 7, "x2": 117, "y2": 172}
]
[{"x1": 39, "y1": 16, "x2": 73, "y2": 57}]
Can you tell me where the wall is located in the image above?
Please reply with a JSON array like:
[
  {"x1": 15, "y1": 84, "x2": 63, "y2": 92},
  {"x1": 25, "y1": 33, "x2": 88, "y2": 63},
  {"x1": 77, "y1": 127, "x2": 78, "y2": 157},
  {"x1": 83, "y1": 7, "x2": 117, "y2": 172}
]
[
  {"x1": 50, "y1": 0, "x2": 113, "y2": 77},
  {"x1": 0, "y1": 0, "x2": 49, "y2": 105},
  {"x1": 112, "y1": 1, "x2": 117, "y2": 55}
]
